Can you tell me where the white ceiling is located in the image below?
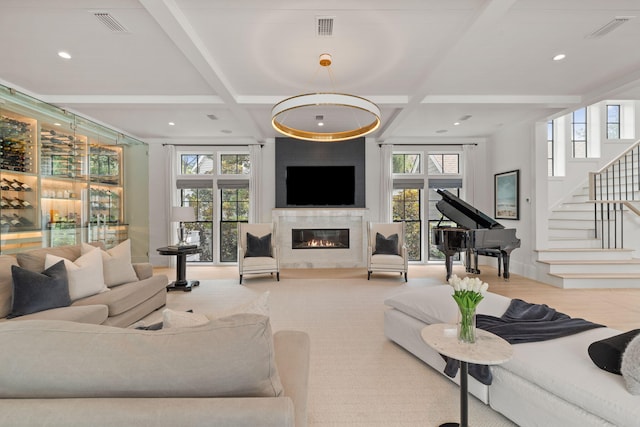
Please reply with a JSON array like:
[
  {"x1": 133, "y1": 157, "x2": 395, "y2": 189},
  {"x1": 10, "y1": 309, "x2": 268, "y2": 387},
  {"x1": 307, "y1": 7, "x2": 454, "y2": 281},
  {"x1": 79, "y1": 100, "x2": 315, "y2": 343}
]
[{"x1": 2, "y1": 0, "x2": 640, "y2": 145}]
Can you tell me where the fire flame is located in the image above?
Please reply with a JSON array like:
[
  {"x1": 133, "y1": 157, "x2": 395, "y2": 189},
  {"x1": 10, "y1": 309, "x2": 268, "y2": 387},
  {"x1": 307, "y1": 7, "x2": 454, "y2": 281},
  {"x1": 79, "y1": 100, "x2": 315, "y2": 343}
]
[{"x1": 306, "y1": 239, "x2": 337, "y2": 247}]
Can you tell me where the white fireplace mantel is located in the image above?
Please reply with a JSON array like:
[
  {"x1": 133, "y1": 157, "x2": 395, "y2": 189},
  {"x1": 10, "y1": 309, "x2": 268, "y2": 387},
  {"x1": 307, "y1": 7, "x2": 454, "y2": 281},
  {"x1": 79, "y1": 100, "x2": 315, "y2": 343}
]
[{"x1": 272, "y1": 208, "x2": 369, "y2": 268}]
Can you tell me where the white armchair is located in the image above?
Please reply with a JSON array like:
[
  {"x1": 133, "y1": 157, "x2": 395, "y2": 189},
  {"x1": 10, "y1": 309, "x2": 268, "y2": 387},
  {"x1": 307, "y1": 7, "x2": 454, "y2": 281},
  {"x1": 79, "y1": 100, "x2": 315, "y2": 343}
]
[
  {"x1": 367, "y1": 222, "x2": 408, "y2": 282},
  {"x1": 238, "y1": 223, "x2": 280, "y2": 284}
]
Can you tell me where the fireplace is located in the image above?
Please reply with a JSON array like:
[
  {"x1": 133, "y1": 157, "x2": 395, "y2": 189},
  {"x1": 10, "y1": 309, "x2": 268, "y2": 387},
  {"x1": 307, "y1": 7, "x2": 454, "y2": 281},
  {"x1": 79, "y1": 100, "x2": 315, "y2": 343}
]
[{"x1": 292, "y1": 228, "x2": 349, "y2": 249}]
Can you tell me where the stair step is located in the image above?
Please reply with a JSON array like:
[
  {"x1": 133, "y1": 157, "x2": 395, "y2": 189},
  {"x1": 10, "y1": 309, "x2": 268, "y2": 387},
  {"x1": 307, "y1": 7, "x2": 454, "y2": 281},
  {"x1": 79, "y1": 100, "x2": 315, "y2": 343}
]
[
  {"x1": 546, "y1": 238, "x2": 603, "y2": 249},
  {"x1": 548, "y1": 210, "x2": 593, "y2": 220},
  {"x1": 537, "y1": 248, "x2": 634, "y2": 262},
  {"x1": 548, "y1": 227, "x2": 594, "y2": 239},
  {"x1": 540, "y1": 258, "x2": 640, "y2": 274},
  {"x1": 546, "y1": 273, "x2": 640, "y2": 289}
]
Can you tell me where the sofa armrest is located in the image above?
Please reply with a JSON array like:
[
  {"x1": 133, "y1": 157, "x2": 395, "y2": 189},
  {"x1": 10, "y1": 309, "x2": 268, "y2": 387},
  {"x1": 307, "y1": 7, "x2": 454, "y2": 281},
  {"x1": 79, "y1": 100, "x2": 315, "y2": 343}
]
[
  {"x1": 132, "y1": 263, "x2": 153, "y2": 280},
  {"x1": 274, "y1": 330, "x2": 310, "y2": 427}
]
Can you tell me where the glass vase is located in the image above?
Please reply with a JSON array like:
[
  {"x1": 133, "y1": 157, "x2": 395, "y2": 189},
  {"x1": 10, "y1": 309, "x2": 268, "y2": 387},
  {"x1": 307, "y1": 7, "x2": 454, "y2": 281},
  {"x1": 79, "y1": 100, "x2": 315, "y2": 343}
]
[{"x1": 457, "y1": 306, "x2": 477, "y2": 344}]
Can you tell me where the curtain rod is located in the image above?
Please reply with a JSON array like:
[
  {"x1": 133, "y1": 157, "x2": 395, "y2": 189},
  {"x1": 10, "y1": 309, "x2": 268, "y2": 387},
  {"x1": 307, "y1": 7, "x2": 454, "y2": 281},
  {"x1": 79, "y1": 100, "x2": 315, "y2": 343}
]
[
  {"x1": 162, "y1": 143, "x2": 263, "y2": 147},
  {"x1": 378, "y1": 142, "x2": 478, "y2": 147}
]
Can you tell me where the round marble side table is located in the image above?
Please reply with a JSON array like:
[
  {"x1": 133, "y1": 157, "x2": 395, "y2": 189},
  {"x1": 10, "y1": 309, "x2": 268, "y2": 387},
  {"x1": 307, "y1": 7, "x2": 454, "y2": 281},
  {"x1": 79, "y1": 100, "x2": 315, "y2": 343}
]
[{"x1": 421, "y1": 323, "x2": 513, "y2": 427}]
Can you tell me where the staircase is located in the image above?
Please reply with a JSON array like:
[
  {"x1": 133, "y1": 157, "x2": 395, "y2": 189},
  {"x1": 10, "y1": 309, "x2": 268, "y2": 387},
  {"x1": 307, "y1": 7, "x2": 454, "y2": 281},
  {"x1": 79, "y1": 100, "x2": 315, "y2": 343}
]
[{"x1": 537, "y1": 141, "x2": 640, "y2": 289}]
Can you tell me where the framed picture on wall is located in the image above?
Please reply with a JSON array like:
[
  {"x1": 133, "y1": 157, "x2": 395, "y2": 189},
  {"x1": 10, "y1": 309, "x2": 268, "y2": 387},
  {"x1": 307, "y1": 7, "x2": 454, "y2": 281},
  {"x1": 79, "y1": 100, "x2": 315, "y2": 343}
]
[{"x1": 494, "y1": 169, "x2": 519, "y2": 220}]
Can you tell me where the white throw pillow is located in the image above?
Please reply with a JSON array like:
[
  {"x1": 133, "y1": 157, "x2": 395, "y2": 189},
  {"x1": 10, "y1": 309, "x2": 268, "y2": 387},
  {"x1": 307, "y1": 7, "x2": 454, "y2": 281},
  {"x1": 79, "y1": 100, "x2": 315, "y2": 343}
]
[
  {"x1": 621, "y1": 333, "x2": 640, "y2": 395},
  {"x1": 45, "y1": 249, "x2": 108, "y2": 301},
  {"x1": 82, "y1": 239, "x2": 138, "y2": 287},
  {"x1": 162, "y1": 309, "x2": 210, "y2": 328}
]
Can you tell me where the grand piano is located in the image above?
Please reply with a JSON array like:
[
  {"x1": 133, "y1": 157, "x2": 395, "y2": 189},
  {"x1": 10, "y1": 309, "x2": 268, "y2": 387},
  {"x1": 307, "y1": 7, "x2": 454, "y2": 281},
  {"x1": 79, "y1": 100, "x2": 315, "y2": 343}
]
[{"x1": 432, "y1": 189, "x2": 520, "y2": 281}]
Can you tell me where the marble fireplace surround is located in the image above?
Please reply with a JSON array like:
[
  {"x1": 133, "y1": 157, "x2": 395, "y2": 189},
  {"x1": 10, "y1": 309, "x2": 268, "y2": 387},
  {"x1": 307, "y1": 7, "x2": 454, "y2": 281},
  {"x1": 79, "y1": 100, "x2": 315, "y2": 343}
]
[{"x1": 272, "y1": 208, "x2": 369, "y2": 268}]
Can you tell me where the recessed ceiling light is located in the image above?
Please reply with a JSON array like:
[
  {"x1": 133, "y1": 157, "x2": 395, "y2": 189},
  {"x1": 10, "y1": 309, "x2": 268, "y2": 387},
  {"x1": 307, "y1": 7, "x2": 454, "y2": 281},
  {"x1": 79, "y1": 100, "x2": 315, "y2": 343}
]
[
  {"x1": 453, "y1": 122, "x2": 460, "y2": 126},
  {"x1": 553, "y1": 53, "x2": 566, "y2": 61},
  {"x1": 436, "y1": 129, "x2": 448, "y2": 134},
  {"x1": 318, "y1": 122, "x2": 324, "y2": 127},
  {"x1": 58, "y1": 51, "x2": 71, "y2": 59},
  {"x1": 168, "y1": 122, "x2": 175, "y2": 126},
  {"x1": 53, "y1": 123, "x2": 61, "y2": 126}
]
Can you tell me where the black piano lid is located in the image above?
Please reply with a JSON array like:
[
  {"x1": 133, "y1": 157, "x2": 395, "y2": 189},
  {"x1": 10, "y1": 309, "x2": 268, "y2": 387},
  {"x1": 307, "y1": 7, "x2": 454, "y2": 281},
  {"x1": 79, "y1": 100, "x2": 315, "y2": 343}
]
[{"x1": 435, "y1": 189, "x2": 504, "y2": 230}]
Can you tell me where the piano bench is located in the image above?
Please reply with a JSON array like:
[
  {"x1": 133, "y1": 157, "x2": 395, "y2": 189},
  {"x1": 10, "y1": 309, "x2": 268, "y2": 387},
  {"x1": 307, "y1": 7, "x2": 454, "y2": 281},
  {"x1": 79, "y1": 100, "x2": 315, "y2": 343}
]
[{"x1": 475, "y1": 249, "x2": 503, "y2": 277}]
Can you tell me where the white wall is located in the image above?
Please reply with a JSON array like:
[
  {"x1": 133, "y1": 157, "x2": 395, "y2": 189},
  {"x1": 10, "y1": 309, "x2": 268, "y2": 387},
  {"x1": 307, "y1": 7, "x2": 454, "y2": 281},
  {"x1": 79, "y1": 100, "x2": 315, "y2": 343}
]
[{"x1": 485, "y1": 122, "x2": 538, "y2": 279}]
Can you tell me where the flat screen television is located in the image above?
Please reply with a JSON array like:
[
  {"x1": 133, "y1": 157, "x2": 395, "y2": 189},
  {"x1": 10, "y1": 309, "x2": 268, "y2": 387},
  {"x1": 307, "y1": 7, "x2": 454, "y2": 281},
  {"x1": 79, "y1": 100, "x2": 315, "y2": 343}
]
[{"x1": 286, "y1": 166, "x2": 355, "y2": 206}]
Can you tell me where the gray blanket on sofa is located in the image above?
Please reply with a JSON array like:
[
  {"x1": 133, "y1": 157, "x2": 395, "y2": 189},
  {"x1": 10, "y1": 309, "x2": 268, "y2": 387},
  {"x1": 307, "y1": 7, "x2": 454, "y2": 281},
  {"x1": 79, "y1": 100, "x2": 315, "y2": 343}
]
[{"x1": 443, "y1": 298, "x2": 605, "y2": 385}]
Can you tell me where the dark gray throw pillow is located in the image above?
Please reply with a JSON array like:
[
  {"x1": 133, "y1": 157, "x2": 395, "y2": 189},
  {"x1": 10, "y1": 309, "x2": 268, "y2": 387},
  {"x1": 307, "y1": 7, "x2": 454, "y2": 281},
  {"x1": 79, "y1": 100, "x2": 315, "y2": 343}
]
[
  {"x1": 9, "y1": 261, "x2": 71, "y2": 318},
  {"x1": 374, "y1": 232, "x2": 399, "y2": 255},
  {"x1": 245, "y1": 232, "x2": 272, "y2": 257},
  {"x1": 588, "y1": 329, "x2": 640, "y2": 375}
]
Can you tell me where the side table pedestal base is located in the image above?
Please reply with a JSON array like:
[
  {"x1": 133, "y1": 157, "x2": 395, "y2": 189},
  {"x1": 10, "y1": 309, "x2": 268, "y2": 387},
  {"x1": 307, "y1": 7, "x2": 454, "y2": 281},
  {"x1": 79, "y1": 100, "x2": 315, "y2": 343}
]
[{"x1": 167, "y1": 280, "x2": 200, "y2": 292}]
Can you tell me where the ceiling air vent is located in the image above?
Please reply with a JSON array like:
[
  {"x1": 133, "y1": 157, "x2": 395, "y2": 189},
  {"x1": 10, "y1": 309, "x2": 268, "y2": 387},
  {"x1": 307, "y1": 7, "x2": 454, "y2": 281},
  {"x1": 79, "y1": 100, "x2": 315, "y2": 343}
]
[
  {"x1": 586, "y1": 16, "x2": 634, "y2": 39},
  {"x1": 93, "y1": 12, "x2": 129, "y2": 33},
  {"x1": 316, "y1": 17, "x2": 334, "y2": 36},
  {"x1": 207, "y1": 114, "x2": 218, "y2": 121}
]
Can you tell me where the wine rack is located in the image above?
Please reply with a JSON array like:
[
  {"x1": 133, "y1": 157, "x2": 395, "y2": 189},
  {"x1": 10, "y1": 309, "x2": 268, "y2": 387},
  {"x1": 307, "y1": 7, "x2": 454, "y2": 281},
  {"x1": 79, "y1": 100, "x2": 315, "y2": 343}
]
[
  {"x1": 90, "y1": 144, "x2": 121, "y2": 185},
  {"x1": 89, "y1": 185, "x2": 121, "y2": 224},
  {"x1": 40, "y1": 126, "x2": 87, "y2": 180},
  {"x1": 1, "y1": 113, "x2": 36, "y2": 174}
]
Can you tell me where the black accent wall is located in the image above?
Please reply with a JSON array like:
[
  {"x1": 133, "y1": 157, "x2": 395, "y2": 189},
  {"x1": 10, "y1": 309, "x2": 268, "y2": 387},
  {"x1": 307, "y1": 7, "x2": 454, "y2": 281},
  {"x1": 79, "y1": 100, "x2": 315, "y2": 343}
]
[{"x1": 275, "y1": 137, "x2": 366, "y2": 208}]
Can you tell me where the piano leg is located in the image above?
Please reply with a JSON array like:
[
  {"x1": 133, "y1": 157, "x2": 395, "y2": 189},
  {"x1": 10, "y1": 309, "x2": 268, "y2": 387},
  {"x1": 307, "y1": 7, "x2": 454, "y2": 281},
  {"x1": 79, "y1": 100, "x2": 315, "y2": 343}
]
[
  {"x1": 444, "y1": 254, "x2": 454, "y2": 281},
  {"x1": 473, "y1": 250, "x2": 480, "y2": 274},
  {"x1": 502, "y1": 251, "x2": 511, "y2": 281},
  {"x1": 465, "y1": 249, "x2": 480, "y2": 275}
]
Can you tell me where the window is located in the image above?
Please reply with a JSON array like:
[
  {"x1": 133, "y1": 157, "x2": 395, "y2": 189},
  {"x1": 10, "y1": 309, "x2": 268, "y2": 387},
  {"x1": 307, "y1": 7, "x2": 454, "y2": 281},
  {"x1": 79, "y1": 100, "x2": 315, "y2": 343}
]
[
  {"x1": 392, "y1": 188, "x2": 421, "y2": 261},
  {"x1": 220, "y1": 154, "x2": 250, "y2": 175},
  {"x1": 177, "y1": 150, "x2": 251, "y2": 264},
  {"x1": 428, "y1": 154, "x2": 459, "y2": 174},
  {"x1": 393, "y1": 153, "x2": 420, "y2": 174},
  {"x1": 220, "y1": 187, "x2": 249, "y2": 262},
  {"x1": 181, "y1": 154, "x2": 214, "y2": 174},
  {"x1": 572, "y1": 107, "x2": 587, "y2": 158},
  {"x1": 547, "y1": 121, "x2": 554, "y2": 176},
  {"x1": 179, "y1": 187, "x2": 213, "y2": 262},
  {"x1": 607, "y1": 104, "x2": 621, "y2": 140}
]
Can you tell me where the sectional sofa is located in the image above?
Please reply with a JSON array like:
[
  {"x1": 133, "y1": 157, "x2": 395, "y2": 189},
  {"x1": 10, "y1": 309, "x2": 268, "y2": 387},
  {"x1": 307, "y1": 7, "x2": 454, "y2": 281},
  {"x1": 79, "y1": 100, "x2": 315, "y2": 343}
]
[
  {"x1": 0, "y1": 313, "x2": 310, "y2": 427},
  {"x1": 0, "y1": 242, "x2": 168, "y2": 327},
  {"x1": 384, "y1": 284, "x2": 640, "y2": 427}
]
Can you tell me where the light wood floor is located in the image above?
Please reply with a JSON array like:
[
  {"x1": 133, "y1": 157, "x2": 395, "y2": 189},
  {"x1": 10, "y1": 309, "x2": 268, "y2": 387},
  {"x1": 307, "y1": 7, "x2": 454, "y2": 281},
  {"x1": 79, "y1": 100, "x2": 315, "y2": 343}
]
[{"x1": 154, "y1": 263, "x2": 640, "y2": 332}]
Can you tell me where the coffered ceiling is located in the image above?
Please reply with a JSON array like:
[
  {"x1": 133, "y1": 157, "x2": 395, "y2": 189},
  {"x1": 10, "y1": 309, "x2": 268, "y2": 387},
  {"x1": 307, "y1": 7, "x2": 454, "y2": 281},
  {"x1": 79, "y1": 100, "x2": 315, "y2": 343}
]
[{"x1": 1, "y1": 0, "x2": 640, "y2": 145}]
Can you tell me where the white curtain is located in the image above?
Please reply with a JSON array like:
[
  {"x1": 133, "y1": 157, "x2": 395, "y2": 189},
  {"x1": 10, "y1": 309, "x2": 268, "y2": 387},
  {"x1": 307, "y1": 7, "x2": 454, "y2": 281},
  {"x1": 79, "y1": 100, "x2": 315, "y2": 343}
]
[
  {"x1": 164, "y1": 144, "x2": 177, "y2": 266},
  {"x1": 249, "y1": 144, "x2": 261, "y2": 223},
  {"x1": 462, "y1": 144, "x2": 476, "y2": 205},
  {"x1": 380, "y1": 144, "x2": 394, "y2": 222}
]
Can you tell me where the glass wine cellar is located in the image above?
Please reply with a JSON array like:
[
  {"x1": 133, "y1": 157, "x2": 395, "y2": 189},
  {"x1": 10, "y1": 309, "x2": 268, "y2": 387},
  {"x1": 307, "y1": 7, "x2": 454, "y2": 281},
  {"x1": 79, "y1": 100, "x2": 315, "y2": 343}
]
[{"x1": 0, "y1": 84, "x2": 149, "y2": 257}]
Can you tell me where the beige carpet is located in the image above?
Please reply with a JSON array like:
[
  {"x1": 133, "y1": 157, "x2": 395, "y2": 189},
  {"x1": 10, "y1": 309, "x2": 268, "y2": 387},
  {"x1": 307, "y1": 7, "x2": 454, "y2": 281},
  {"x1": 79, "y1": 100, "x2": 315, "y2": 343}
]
[{"x1": 141, "y1": 272, "x2": 516, "y2": 426}]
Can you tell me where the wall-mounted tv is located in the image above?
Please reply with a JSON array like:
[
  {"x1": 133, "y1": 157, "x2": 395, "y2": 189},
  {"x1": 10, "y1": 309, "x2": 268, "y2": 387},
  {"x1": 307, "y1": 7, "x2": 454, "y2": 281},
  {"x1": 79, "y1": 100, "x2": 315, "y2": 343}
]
[{"x1": 286, "y1": 166, "x2": 355, "y2": 206}]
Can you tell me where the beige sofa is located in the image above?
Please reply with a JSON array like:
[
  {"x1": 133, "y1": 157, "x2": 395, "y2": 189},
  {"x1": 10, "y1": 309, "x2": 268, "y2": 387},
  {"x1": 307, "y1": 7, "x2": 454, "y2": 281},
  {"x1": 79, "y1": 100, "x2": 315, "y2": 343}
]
[
  {"x1": 0, "y1": 313, "x2": 310, "y2": 427},
  {"x1": 0, "y1": 244, "x2": 168, "y2": 327}
]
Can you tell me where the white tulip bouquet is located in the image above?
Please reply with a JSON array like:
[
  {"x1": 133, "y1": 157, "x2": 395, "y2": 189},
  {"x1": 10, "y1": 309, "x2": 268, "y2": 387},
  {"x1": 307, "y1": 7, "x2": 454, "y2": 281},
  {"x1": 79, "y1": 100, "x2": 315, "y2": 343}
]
[{"x1": 448, "y1": 274, "x2": 489, "y2": 343}]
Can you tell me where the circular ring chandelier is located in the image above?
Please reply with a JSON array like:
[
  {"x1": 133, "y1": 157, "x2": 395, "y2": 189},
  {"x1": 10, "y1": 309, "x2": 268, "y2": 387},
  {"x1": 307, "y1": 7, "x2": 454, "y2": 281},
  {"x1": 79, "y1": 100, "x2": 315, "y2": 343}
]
[{"x1": 271, "y1": 54, "x2": 381, "y2": 142}]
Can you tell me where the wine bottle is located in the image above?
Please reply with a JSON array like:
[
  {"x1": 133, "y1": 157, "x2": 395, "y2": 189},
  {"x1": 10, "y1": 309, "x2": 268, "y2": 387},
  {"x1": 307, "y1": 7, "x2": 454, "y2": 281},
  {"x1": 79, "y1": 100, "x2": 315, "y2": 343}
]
[
  {"x1": 0, "y1": 179, "x2": 11, "y2": 191},
  {"x1": 17, "y1": 198, "x2": 33, "y2": 208},
  {"x1": 13, "y1": 179, "x2": 32, "y2": 191},
  {"x1": 3, "y1": 197, "x2": 22, "y2": 209},
  {"x1": 9, "y1": 180, "x2": 23, "y2": 191}
]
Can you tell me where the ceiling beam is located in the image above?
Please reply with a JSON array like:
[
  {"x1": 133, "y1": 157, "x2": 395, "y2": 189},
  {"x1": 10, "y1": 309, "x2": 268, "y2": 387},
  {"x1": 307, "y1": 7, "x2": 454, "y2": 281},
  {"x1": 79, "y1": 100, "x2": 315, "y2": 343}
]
[
  {"x1": 138, "y1": 0, "x2": 266, "y2": 143},
  {"x1": 378, "y1": 0, "x2": 518, "y2": 142}
]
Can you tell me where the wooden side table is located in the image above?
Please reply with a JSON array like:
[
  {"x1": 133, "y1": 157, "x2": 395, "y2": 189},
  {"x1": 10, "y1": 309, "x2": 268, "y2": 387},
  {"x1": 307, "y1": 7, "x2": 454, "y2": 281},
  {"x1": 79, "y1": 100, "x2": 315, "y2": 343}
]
[
  {"x1": 156, "y1": 245, "x2": 201, "y2": 292},
  {"x1": 421, "y1": 323, "x2": 513, "y2": 427}
]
